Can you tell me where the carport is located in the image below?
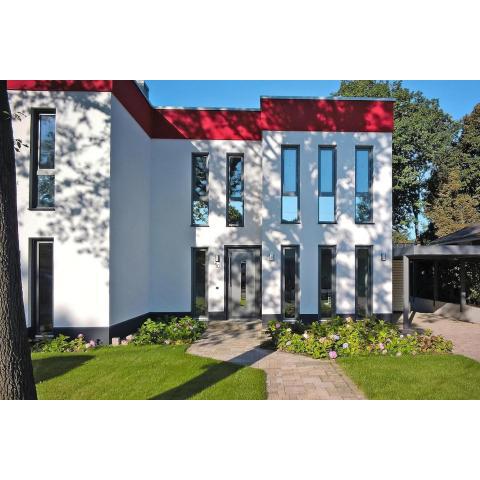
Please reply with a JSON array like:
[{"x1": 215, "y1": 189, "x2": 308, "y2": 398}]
[{"x1": 393, "y1": 225, "x2": 480, "y2": 330}]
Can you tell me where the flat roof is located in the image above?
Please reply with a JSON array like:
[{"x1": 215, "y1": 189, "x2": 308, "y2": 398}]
[{"x1": 261, "y1": 95, "x2": 396, "y2": 102}]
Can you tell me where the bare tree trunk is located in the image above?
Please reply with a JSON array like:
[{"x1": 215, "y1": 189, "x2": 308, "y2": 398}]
[{"x1": 0, "y1": 80, "x2": 37, "y2": 399}]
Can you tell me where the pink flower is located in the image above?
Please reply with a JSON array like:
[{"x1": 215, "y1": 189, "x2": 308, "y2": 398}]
[
  {"x1": 126, "y1": 334, "x2": 133, "y2": 342},
  {"x1": 77, "y1": 333, "x2": 84, "y2": 339},
  {"x1": 89, "y1": 340, "x2": 96, "y2": 347},
  {"x1": 275, "y1": 323, "x2": 281, "y2": 329},
  {"x1": 378, "y1": 343, "x2": 385, "y2": 350},
  {"x1": 121, "y1": 339, "x2": 128, "y2": 345},
  {"x1": 329, "y1": 351, "x2": 337, "y2": 359}
]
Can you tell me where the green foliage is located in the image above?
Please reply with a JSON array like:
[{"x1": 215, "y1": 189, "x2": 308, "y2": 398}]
[
  {"x1": 32, "y1": 334, "x2": 95, "y2": 353},
  {"x1": 333, "y1": 81, "x2": 459, "y2": 241},
  {"x1": 132, "y1": 316, "x2": 207, "y2": 345},
  {"x1": 266, "y1": 316, "x2": 453, "y2": 359}
]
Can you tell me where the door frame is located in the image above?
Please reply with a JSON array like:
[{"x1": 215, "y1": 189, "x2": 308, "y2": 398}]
[
  {"x1": 29, "y1": 237, "x2": 54, "y2": 336},
  {"x1": 224, "y1": 245, "x2": 262, "y2": 320}
]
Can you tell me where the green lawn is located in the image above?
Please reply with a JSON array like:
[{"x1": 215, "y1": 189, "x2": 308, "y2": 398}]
[
  {"x1": 338, "y1": 354, "x2": 480, "y2": 400},
  {"x1": 32, "y1": 345, "x2": 266, "y2": 400}
]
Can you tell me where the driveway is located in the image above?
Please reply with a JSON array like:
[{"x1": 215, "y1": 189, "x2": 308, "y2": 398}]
[
  {"x1": 411, "y1": 313, "x2": 480, "y2": 362},
  {"x1": 188, "y1": 321, "x2": 364, "y2": 400}
]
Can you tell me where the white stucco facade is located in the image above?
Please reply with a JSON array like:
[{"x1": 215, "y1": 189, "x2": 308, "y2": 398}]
[{"x1": 9, "y1": 82, "x2": 393, "y2": 342}]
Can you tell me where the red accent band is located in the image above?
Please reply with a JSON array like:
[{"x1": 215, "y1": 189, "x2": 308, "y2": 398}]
[{"x1": 7, "y1": 81, "x2": 394, "y2": 138}]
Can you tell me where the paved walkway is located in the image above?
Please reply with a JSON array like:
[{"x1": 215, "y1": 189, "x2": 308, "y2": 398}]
[
  {"x1": 411, "y1": 313, "x2": 480, "y2": 362},
  {"x1": 188, "y1": 321, "x2": 364, "y2": 400}
]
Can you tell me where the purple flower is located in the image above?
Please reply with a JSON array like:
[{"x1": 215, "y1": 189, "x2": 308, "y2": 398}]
[
  {"x1": 275, "y1": 323, "x2": 281, "y2": 329},
  {"x1": 329, "y1": 351, "x2": 337, "y2": 359},
  {"x1": 333, "y1": 334, "x2": 340, "y2": 341},
  {"x1": 342, "y1": 342, "x2": 349, "y2": 349}
]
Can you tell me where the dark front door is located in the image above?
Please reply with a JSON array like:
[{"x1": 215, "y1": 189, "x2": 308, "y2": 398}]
[{"x1": 227, "y1": 248, "x2": 261, "y2": 319}]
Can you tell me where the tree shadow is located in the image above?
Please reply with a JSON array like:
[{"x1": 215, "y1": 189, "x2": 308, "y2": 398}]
[
  {"x1": 150, "y1": 347, "x2": 272, "y2": 400},
  {"x1": 32, "y1": 354, "x2": 93, "y2": 383}
]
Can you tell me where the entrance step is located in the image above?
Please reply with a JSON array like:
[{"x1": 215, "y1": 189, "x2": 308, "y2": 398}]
[{"x1": 206, "y1": 320, "x2": 264, "y2": 333}]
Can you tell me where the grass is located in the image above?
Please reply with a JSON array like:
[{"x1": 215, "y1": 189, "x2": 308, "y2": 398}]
[
  {"x1": 338, "y1": 354, "x2": 480, "y2": 400},
  {"x1": 32, "y1": 345, "x2": 267, "y2": 400}
]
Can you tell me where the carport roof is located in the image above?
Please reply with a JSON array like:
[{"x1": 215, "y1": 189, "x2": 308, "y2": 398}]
[{"x1": 393, "y1": 244, "x2": 480, "y2": 259}]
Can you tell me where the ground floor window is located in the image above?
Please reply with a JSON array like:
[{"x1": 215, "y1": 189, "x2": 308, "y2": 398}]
[
  {"x1": 282, "y1": 245, "x2": 299, "y2": 319},
  {"x1": 192, "y1": 248, "x2": 208, "y2": 317},
  {"x1": 355, "y1": 246, "x2": 372, "y2": 318},
  {"x1": 30, "y1": 238, "x2": 54, "y2": 334},
  {"x1": 319, "y1": 246, "x2": 336, "y2": 318}
]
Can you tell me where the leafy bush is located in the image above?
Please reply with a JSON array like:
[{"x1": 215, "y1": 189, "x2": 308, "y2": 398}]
[
  {"x1": 32, "y1": 334, "x2": 96, "y2": 353},
  {"x1": 132, "y1": 316, "x2": 207, "y2": 346},
  {"x1": 266, "y1": 316, "x2": 453, "y2": 359}
]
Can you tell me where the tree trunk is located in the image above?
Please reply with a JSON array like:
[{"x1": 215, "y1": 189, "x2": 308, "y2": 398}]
[{"x1": 0, "y1": 80, "x2": 37, "y2": 399}]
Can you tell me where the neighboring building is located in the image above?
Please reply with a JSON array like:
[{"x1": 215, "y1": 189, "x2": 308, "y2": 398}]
[{"x1": 7, "y1": 81, "x2": 394, "y2": 344}]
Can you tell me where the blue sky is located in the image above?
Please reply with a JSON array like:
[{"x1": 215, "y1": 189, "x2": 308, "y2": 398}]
[{"x1": 147, "y1": 80, "x2": 480, "y2": 120}]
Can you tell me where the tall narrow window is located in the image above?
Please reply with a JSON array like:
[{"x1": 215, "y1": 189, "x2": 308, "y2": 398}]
[
  {"x1": 31, "y1": 239, "x2": 54, "y2": 334},
  {"x1": 191, "y1": 153, "x2": 209, "y2": 226},
  {"x1": 281, "y1": 146, "x2": 300, "y2": 223},
  {"x1": 318, "y1": 146, "x2": 336, "y2": 223},
  {"x1": 355, "y1": 147, "x2": 373, "y2": 223},
  {"x1": 282, "y1": 246, "x2": 299, "y2": 319},
  {"x1": 31, "y1": 110, "x2": 56, "y2": 209},
  {"x1": 192, "y1": 248, "x2": 208, "y2": 317},
  {"x1": 227, "y1": 154, "x2": 244, "y2": 226},
  {"x1": 356, "y1": 246, "x2": 372, "y2": 318},
  {"x1": 319, "y1": 246, "x2": 336, "y2": 318}
]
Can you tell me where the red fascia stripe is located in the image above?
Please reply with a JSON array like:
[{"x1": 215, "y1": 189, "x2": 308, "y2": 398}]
[
  {"x1": 7, "y1": 80, "x2": 113, "y2": 92},
  {"x1": 260, "y1": 98, "x2": 394, "y2": 133}
]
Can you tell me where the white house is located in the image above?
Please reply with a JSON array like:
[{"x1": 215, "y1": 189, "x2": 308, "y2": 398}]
[{"x1": 8, "y1": 80, "x2": 394, "y2": 344}]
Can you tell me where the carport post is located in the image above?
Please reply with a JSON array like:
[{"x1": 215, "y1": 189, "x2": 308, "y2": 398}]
[
  {"x1": 460, "y1": 260, "x2": 466, "y2": 313},
  {"x1": 403, "y1": 255, "x2": 411, "y2": 330}
]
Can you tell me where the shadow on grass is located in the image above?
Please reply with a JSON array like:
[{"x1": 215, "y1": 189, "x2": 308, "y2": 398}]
[
  {"x1": 33, "y1": 355, "x2": 93, "y2": 383},
  {"x1": 151, "y1": 347, "x2": 272, "y2": 400}
]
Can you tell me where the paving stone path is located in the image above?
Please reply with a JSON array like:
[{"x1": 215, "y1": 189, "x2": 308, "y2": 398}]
[
  {"x1": 411, "y1": 313, "x2": 480, "y2": 362},
  {"x1": 188, "y1": 321, "x2": 364, "y2": 400}
]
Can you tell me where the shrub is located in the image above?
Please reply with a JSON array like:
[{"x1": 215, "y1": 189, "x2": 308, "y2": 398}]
[
  {"x1": 32, "y1": 334, "x2": 96, "y2": 353},
  {"x1": 132, "y1": 316, "x2": 207, "y2": 346},
  {"x1": 266, "y1": 316, "x2": 453, "y2": 359}
]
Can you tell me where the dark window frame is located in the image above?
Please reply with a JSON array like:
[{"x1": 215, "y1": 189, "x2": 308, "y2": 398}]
[
  {"x1": 281, "y1": 245, "x2": 300, "y2": 320},
  {"x1": 318, "y1": 245, "x2": 336, "y2": 319},
  {"x1": 281, "y1": 145, "x2": 300, "y2": 224},
  {"x1": 318, "y1": 145, "x2": 337, "y2": 224},
  {"x1": 355, "y1": 245, "x2": 373, "y2": 318},
  {"x1": 191, "y1": 152, "x2": 209, "y2": 227},
  {"x1": 355, "y1": 146, "x2": 374, "y2": 224},
  {"x1": 226, "y1": 153, "x2": 245, "y2": 227},
  {"x1": 30, "y1": 109, "x2": 56, "y2": 210},
  {"x1": 29, "y1": 237, "x2": 54, "y2": 335},
  {"x1": 191, "y1": 247, "x2": 208, "y2": 318}
]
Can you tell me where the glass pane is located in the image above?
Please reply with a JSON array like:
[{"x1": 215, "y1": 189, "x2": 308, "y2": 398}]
[
  {"x1": 355, "y1": 195, "x2": 372, "y2": 223},
  {"x1": 38, "y1": 114, "x2": 55, "y2": 169},
  {"x1": 240, "y1": 261, "x2": 247, "y2": 306},
  {"x1": 319, "y1": 149, "x2": 334, "y2": 193},
  {"x1": 37, "y1": 175, "x2": 55, "y2": 208},
  {"x1": 192, "y1": 199, "x2": 208, "y2": 225},
  {"x1": 228, "y1": 156, "x2": 243, "y2": 200},
  {"x1": 319, "y1": 196, "x2": 335, "y2": 222},
  {"x1": 282, "y1": 148, "x2": 297, "y2": 194},
  {"x1": 37, "y1": 242, "x2": 53, "y2": 333},
  {"x1": 228, "y1": 200, "x2": 243, "y2": 226},
  {"x1": 193, "y1": 155, "x2": 208, "y2": 197},
  {"x1": 282, "y1": 196, "x2": 299, "y2": 223},
  {"x1": 356, "y1": 248, "x2": 371, "y2": 318},
  {"x1": 284, "y1": 248, "x2": 297, "y2": 318},
  {"x1": 356, "y1": 149, "x2": 370, "y2": 193},
  {"x1": 320, "y1": 291, "x2": 333, "y2": 318},
  {"x1": 194, "y1": 249, "x2": 207, "y2": 317},
  {"x1": 320, "y1": 249, "x2": 333, "y2": 290}
]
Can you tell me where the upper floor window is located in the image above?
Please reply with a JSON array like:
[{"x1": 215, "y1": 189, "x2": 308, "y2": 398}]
[
  {"x1": 227, "y1": 154, "x2": 244, "y2": 226},
  {"x1": 281, "y1": 146, "x2": 300, "y2": 223},
  {"x1": 191, "y1": 153, "x2": 209, "y2": 226},
  {"x1": 318, "y1": 146, "x2": 336, "y2": 223},
  {"x1": 355, "y1": 146, "x2": 373, "y2": 223},
  {"x1": 31, "y1": 110, "x2": 55, "y2": 209}
]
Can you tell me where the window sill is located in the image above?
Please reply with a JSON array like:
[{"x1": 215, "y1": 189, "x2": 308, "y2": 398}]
[
  {"x1": 318, "y1": 221, "x2": 337, "y2": 225},
  {"x1": 355, "y1": 222, "x2": 375, "y2": 225},
  {"x1": 191, "y1": 224, "x2": 209, "y2": 227},
  {"x1": 29, "y1": 208, "x2": 55, "y2": 212},
  {"x1": 281, "y1": 222, "x2": 301, "y2": 225}
]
